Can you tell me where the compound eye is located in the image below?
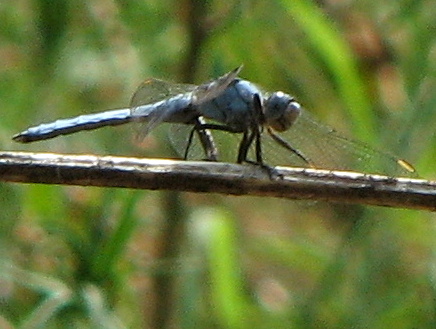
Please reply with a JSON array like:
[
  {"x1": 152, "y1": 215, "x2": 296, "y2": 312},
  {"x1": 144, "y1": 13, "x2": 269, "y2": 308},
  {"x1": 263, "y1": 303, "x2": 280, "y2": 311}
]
[{"x1": 267, "y1": 100, "x2": 301, "y2": 132}]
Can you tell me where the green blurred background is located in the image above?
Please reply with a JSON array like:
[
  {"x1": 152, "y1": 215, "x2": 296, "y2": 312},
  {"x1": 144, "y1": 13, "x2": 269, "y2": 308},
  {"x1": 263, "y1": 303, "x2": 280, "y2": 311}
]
[{"x1": 1, "y1": 0, "x2": 436, "y2": 328}]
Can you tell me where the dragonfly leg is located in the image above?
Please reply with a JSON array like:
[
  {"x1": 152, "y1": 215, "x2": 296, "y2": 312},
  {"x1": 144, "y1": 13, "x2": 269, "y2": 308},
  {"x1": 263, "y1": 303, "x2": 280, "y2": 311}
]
[
  {"x1": 186, "y1": 122, "x2": 240, "y2": 161},
  {"x1": 252, "y1": 94, "x2": 265, "y2": 165},
  {"x1": 236, "y1": 94, "x2": 265, "y2": 165},
  {"x1": 239, "y1": 128, "x2": 281, "y2": 179},
  {"x1": 188, "y1": 117, "x2": 278, "y2": 178},
  {"x1": 255, "y1": 130, "x2": 262, "y2": 164},
  {"x1": 250, "y1": 94, "x2": 282, "y2": 178},
  {"x1": 183, "y1": 119, "x2": 219, "y2": 161},
  {"x1": 194, "y1": 117, "x2": 219, "y2": 161},
  {"x1": 192, "y1": 123, "x2": 240, "y2": 133},
  {"x1": 267, "y1": 127, "x2": 314, "y2": 167},
  {"x1": 187, "y1": 122, "x2": 256, "y2": 165},
  {"x1": 184, "y1": 126, "x2": 197, "y2": 160},
  {"x1": 234, "y1": 94, "x2": 279, "y2": 177},
  {"x1": 237, "y1": 130, "x2": 255, "y2": 164}
]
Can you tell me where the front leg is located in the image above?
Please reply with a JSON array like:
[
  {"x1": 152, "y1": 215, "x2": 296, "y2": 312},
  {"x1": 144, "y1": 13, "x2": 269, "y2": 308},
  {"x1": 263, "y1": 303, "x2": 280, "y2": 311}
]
[
  {"x1": 252, "y1": 94, "x2": 265, "y2": 165},
  {"x1": 236, "y1": 93, "x2": 265, "y2": 165},
  {"x1": 250, "y1": 94, "x2": 282, "y2": 178},
  {"x1": 236, "y1": 130, "x2": 256, "y2": 164},
  {"x1": 266, "y1": 127, "x2": 313, "y2": 166}
]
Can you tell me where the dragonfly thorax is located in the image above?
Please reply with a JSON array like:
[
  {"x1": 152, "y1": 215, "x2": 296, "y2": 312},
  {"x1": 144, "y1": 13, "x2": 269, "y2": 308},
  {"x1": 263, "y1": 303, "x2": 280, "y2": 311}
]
[{"x1": 264, "y1": 91, "x2": 301, "y2": 132}]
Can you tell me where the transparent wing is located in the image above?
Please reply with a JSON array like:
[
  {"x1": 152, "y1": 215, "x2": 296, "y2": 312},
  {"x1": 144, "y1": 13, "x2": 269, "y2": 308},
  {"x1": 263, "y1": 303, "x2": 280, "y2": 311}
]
[
  {"x1": 130, "y1": 65, "x2": 243, "y2": 109},
  {"x1": 130, "y1": 79, "x2": 196, "y2": 108},
  {"x1": 130, "y1": 79, "x2": 196, "y2": 139},
  {"x1": 262, "y1": 108, "x2": 416, "y2": 177},
  {"x1": 130, "y1": 66, "x2": 242, "y2": 140},
  {"x1": 168, "y1": 124, "x2": 203, "y2": 160},
  {"x1": 191, "y1": 65, "x2": 242, "y2": 104}
]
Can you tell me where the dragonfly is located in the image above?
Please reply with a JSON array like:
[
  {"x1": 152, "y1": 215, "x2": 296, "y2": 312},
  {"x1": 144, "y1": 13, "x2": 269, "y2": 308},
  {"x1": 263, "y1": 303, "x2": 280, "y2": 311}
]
[{"x1": 13, "y1": 66, "x2": 416, "y2": 177}]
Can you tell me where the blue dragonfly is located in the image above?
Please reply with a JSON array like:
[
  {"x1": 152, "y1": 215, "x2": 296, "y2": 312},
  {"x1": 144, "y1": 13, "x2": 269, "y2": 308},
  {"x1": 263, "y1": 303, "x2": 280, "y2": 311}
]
[{"x1": 13, "y1": 67, "x2": 416, "y2": 177}]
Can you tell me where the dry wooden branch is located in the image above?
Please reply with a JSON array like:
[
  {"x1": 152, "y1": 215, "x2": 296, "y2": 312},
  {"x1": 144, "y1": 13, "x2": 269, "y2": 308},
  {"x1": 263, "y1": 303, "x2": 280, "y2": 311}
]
[{"x1": 0, "y1": 151, "x2": 434, "y2": 211}]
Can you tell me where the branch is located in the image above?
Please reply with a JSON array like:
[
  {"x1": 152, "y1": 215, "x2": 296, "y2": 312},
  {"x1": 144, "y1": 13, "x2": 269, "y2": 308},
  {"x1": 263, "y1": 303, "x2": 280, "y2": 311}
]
[{"x1": 0, "y1": 151, "x2": 434, "y2": 211}]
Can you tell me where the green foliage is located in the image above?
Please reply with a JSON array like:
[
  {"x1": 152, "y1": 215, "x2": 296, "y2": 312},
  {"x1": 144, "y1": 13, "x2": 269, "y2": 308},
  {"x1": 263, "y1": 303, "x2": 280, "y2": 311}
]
[{"x1": 1, "y1": 0, "x2": 435, "y2": 328}]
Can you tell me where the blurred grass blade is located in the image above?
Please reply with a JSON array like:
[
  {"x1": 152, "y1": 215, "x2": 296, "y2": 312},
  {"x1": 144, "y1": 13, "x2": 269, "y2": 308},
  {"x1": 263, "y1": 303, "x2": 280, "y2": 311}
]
[
  {"x1": 195, "y1": 208, "x2": 249, "y2": 329},
  {"x1": 91, "y1": 191, "x2": 140, "y2": 279},
  {"x1": 279, "y1": 0, "x2": 374, "y2": 141},
  {"x1": 1, "y1": 264, "x2": 72, "y2": 328}
]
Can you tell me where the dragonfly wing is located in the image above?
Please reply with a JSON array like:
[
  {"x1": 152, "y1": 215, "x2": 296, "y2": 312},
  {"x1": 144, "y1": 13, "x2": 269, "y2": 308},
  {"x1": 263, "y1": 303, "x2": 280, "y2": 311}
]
[
  {"x1": 130, "y1": 79, "x2": 196, "y2": 107},
  {"x1": 264, "y1": 109, "x2": 416, "y2": 177},
  {"x1": 131, "y1": 66, "x2": 243, "y2": 150},
  {"x1": 191, "y1": 66, "x2": 243, "y2": 105},
  {"x1": 130, "y1": 79, "x2": 197, "y2": 139},
  {"x1": 131, "y1": 65, "x2": 243, "y2": 134},
  {"x1": 130, "y1": 67, "x2": 243, "y2": 153},
  {"x1": 168, "y1": 124, "x2": 202, "y2": 159}
]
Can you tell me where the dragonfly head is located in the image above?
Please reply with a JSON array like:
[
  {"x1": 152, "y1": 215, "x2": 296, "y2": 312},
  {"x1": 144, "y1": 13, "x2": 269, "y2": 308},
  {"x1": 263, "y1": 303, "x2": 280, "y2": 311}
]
[{"x1": 264, "y1": 92, "x2": 301, "y2": 132}]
